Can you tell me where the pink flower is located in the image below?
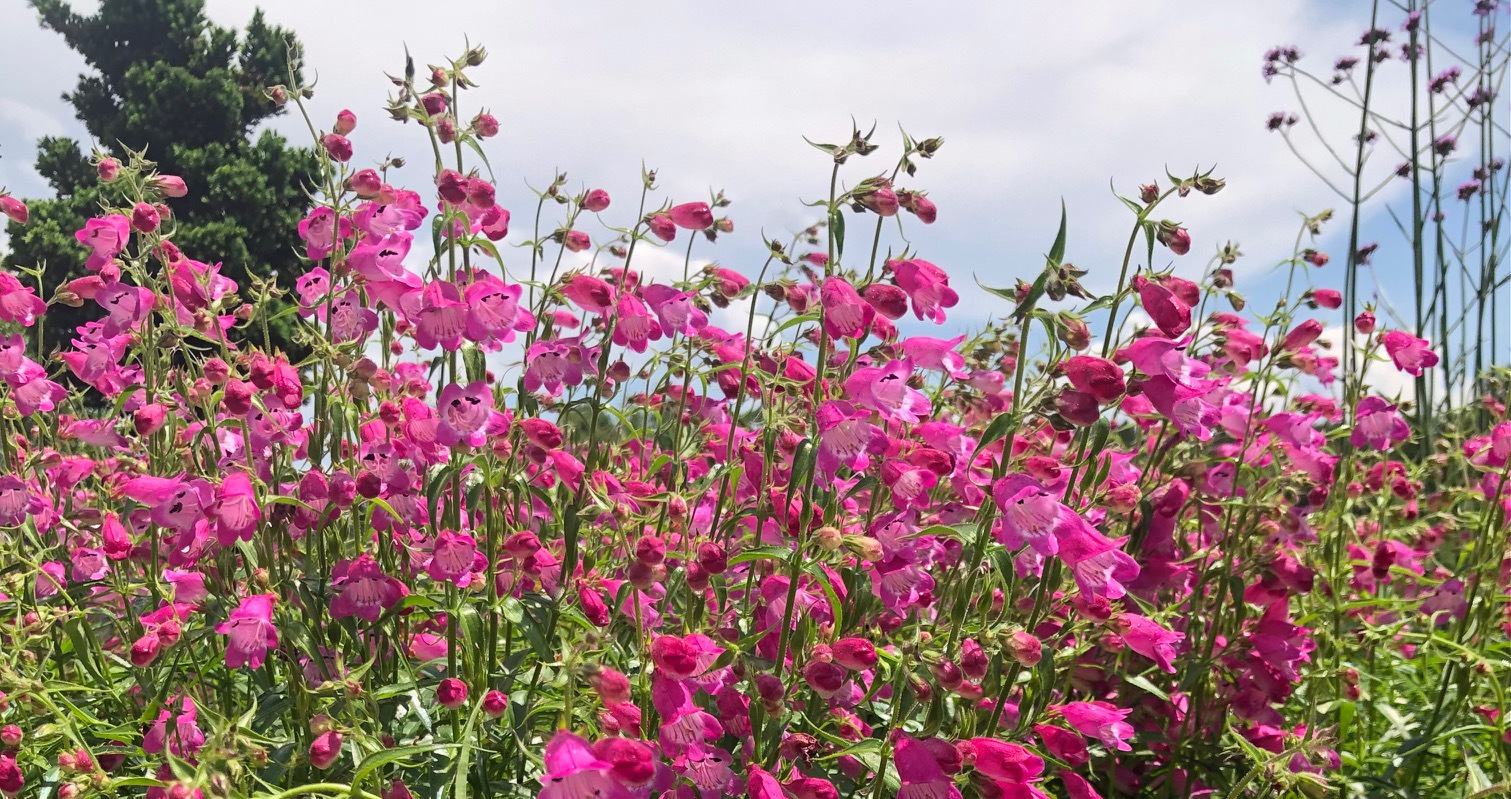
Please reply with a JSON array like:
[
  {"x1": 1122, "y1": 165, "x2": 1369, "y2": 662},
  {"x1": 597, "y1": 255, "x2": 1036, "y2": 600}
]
[
  {"x1": 215, "y1": 594, "x2": 278, "y2": 670},
  {"x1": 0, "y1": 272, "x2": 46, "y2": 327},
  {"x1": 582, "y1": 189, "x2": 611, "y2": 212},
  {"x1": 436, "y1": 382, "x2": 502, "y2": 448},
  {"x1": 309, "y1": 731, "x2": 343, "y2": 769},
  {"x1": 1063, "y1": 355, "x2": 1125, "y2": 404},
  {"x1": 539, "y1": 732, "x2": 628, "y2": 799},
  {"x1": 1057, "y1": 701, "x2": 1135, "y2": 751},
  {"x1": 892, "y1": 259, "x2": 959, "y2": 324},
  {"x1": 844, "y1": 359, "x2": 932, "y2": 423},
  {"x1": 427, "y1": 529, "x2": 487, "y2": 586},
  {"x1": 641, "y1": 284, "x2": 708, "y2": 337},
  {"x1": 650, "y1": 633, "x2": 723, "y2": 679},
  {"x1": 403, "y1": 280, "x2": 469, "y2": 351},
  {"x1": 1034, "y1": 724, "x2": 1089, "y2": 766},
  {"x1": 562, "y1": 274, "x2": 616, "y2": 314},
  {"x1": 563, "y1": 229, "x2": 592, "y2": 253},
  {"x1": 668, "y1": 201, "x2": 714, "y2": 230},
  {"x1": 611, "y1": 293, "x2": 662, "y2": 353},
  {"x1": 465, "y1": 273, "x2": 534, "y2": 344},
  {"x1": 649, "y1": 214, "x2": 676, "y2": 242},
  {"x1": 1116, "y1": 613, "x2": 1183, "y2": 673},
  {"x1": 436, "y1": 677, "x2": 468, "y2": 709},
  {"x1": 1352, "y1": 396, "x2": 1410, "y2": 451},
  {"x1": 1283, "y1": 319, "x2": 1324, "y2": 351},
  {"x1": 330, "y1": 554, "x2": 408, "y2": 622},
  {"x1": 321, "y1": 133, "x2": 353, "y2": 162},
  {"x1": 894, "y1": 735, "x2": 963, "y2": 799},
  {"x1": 96, "y1": 281, "x2": 156, "y2": 338},
  {"x1": 898, "y1": 335, "x2": 969, "y2": 379},
  {"x1": 297, "y1": 208, "x2": 351, "y2": 260},
  {"x1": 967, "y1": 738, "x2": 1044, "y2": 783},
  {"x1": 143, "y1": 696, "x2": 203, "y2": 756},
  {"x1": 153, "y1": 175, "x2": 188, "y2": 197},
  {"x1": 1379, "y1": 330, "x2": 1439, "y2": 376},
  {"x1": 211, "y1": 471, "x2": 261, "y2": 546},
  {"x1": 881, "y1": 459, "x2": 940, "y2": 510},
  {"x1": 1062, "y1": 772, "x2": 1105, "y2": 799},
  {"x1": 75, "y1": 215, "x2": 131, "y2": 271},
  {"x1": 525, "y1": 340, "x2": 589, "y2": 397},
  {"x1": 820, "y1": 277, "x2": 875, "y2": 340},
  {"x1": 1134, "y1": 275, "x2": 1192, "y2": 337},
  {"x1": 1313, "y1": 288, "x2": 1342, "y2": 308},
  {"x1": 0, "y1": 196, "x2": 27, "y2": 225},
  {"x1": 816, "y1": 401, "x2": 890, "y2": 475}
]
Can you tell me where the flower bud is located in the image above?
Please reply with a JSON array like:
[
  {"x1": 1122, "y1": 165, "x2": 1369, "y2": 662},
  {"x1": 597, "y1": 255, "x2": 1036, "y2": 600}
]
[
  {"x1": 154, "y1": 175, "x2": 188, "y2": 198},
  {"x1": 309, "y1": 731, "x2": 343, "y2": 769},
  {"x1": 131, "y1": 202, "x2": 160, "y2": 233},
  {"x1": 97, "y1": 157, "x2": 121, "y2": 182},
  {"x1": 582, "y1": 188, "x2": 611, "y2": 212},
  {"x1": 0, "y1": 196, "x2": 27, "y2": 226},
  {"x1": 333, "y1": 109, "x2": 357, "y2": 135},
  {"x1": 1354, "y1": 310, "x2": 1377, "y2": 334},
  {"x1": 436, "y1": 678, "x2": 468, "y2": 709},
  {"x1": 482, "y1": 689, "x2": 508, "y2": 718},
  {"x1": 1006, "y1": 631, "x2": 1042, "y2": 667}
]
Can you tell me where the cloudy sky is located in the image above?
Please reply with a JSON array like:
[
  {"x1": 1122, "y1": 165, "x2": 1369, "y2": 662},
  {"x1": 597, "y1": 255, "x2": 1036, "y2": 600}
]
[{"x1": 0, "y1": 0, "x2": 1498, "y2": 390}]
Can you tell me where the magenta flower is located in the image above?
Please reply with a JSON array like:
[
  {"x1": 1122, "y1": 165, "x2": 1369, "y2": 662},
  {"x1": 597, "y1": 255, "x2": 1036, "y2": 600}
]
[
  {"x1": 668, "y1": 201, "x2": 714, "y2": 230},
  {"x1": 524, "y1": 340, "x2": 589, "y2": 397},
  {"x1": 215, "y1": 593, "x2": 278, "y2": 670},
  {"x1": 403, "y1": 280, "x2": 469, "y2": 351},
  {"x1": 562, "y1": 273, "x2": 616, "y2": 315},
  {"x1": 641, "y1": 284, "x2": 708, "y2": 337},
  {"x1": 1134, "y1": 276, "x2": 1192, "y2": 337},
  {"x1": 1352, "y1": 396, "x2": 1410, "y2": 450},
  {"x1": 895, "y1": 734, "x2": 963, "y2": 799},
  {"x1": 1063, "y1": 355, "x2": 1125, "y2": 404},
  {"x1": 1117, "y1": 613, "x2": 1183, "y2": 673},
  {"x1": 816, "y1": 401, "x2": 890, "y2": 475},
  {"x1": 898, "y1": 335, "x2": 969, "y2": 378},
  {"x1": 330, "y1": 554, "x2": 408, "y2": 622},
  {"x1": 538, "y1": 732, "x2": 628, "y2": 799},
  {"x1": 1057, "y1": 701, "x2": 1135, "y2": 751},
  {"x1": 211, "y1": 471, "x2": 261, "y2": 546},
  {"x1": 297, "y1": 207, "x2": 351, "y2": 260},
  {"x1": 355, "y1": 193, "x2": 428, "y2": 238},
  {"x1": 892, "y1": 259, "x2": 959, "y2": 324},
  {"x1": 611, "y1": 293, "x2": 662, "y2": 353},
  {"x1": 0, "y1": 272, "x2": 46, "y2": 327},
  {"x1": 329, "y1": 290, "x2": 379, "y2": 344},
  {"x1": 464, "y1": 273, "x2": 534, "y2": 344},
  {"x1": 427, "y1": 530, "x2": 487, "y2": 586},
  {"x1": 143, "y1": 695, "x2": 204, "y2": 756},
  {"x1": 1054, "y1": 517, "x2": 1141, "y2": 600},
  {"x1": 96, "y1": 281, "x2": 157, "y2": 338},
  {"x1": 75, "y1": 215, "x2": 131, "y2": 271},
  {"x1": 350, "y1": 233, "x2": 422, "y2": 305},
  {"x1": 993, "y1": 475, "x2": 1070, "y2": 556},
  {"x1": 1379, "y1": 330, "x2": 1439, "y2": 376},
  {"x1": 820, "y1": 277, "x2": 875, "y2": 340},
  {"x1": 844, "y1": 359, "x2": 932, "y2": 423},
  {"x1": 436, "y1": 381, "x2": 502, "y2": 448}
]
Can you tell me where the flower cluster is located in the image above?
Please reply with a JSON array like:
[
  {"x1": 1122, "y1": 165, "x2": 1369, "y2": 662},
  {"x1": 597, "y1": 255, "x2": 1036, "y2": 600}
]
[{"x1": 0, "y1": 36, "x2": 1503, "y2": 799}]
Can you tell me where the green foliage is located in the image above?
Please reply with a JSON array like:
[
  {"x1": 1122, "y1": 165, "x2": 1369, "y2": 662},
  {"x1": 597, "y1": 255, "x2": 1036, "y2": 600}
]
[{"x1": 4, "y1": 0, "x2": 314, "y2": 358}]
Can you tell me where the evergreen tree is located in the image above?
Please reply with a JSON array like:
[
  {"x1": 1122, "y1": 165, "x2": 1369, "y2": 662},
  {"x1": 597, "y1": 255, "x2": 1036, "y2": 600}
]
[{"x1": 5, "y1": 0, "x2": 312, "y2": 357}]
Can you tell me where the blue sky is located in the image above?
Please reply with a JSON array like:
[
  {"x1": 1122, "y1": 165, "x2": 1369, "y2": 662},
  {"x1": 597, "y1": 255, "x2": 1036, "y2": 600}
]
[{"x1": 0, "y1": 0, "x2": 1503, "y2": 394}]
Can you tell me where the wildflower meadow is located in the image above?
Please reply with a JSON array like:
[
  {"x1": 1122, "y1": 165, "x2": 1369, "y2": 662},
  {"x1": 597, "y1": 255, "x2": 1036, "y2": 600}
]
[{"x1": 0, "y1": 2, "x2": 1508, "y2": 798}]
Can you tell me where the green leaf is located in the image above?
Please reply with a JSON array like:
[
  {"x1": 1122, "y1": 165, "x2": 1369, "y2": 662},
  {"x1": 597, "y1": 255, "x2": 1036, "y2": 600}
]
[
  {"x1": 830, "y1": 206, "x2": 846, "y2": 261},
  {"x1": 1125, "y1": 673, "x2": 1169, "y2": 700},
  {"x1": 1048, "y1": 198, "x2": 1068, "y2": 265},
  {"x1": 353, "y1": 743, "x2": 457, "y2": 793},
  {"x1": 979, "y1": 412, "x2": 1016, "y2": 451}
]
